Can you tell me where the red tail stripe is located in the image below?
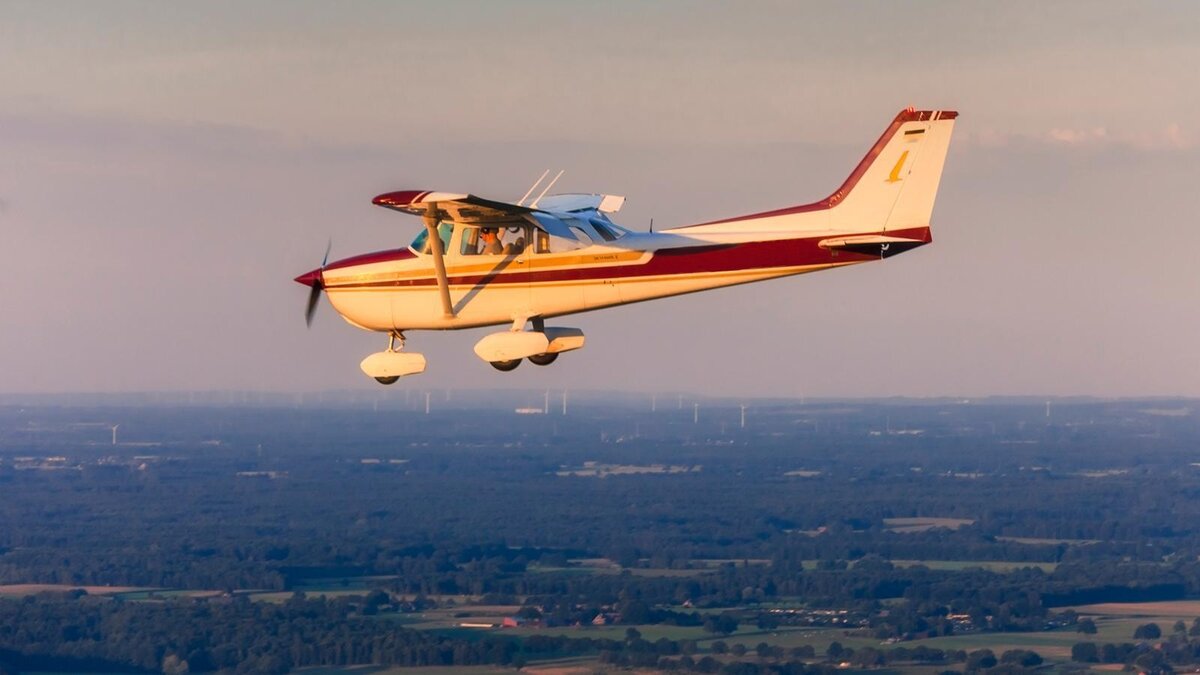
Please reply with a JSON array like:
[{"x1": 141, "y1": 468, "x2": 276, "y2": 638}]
[{"x1": 680, "y1": 109, "x2": 956, "y2": 228}]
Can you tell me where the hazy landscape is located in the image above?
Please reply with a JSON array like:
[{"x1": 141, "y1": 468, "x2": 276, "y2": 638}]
[{"x1": 2, "y1": 394, "x2": 1199, "y2": 673}]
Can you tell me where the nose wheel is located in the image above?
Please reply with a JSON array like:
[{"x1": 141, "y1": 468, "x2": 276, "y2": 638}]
[{"x1": 361, "y1": 331, "x2": 427, "y2": 383}]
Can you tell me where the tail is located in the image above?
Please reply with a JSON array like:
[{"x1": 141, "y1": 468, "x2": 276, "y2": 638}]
[
  {"x1": 829, "y1": 108, "x2": 957, "y2": 235},
  {"x1": 674, "y1": 108, "x2": 957, "y2": 235}
]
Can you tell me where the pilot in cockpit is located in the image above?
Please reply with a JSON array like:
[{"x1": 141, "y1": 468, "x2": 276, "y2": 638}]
[{"x1": 480, "y1": 227, "x2": 503, "y2": 255}]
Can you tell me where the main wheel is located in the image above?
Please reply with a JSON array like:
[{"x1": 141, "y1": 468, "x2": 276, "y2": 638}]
[
  {"x1": 374, "y1": 376, "x2": 400, "y2": 385},
  {"x1": 490, "y1": 359, "x2": 521, "y2": 372},
  {"x1": 527, "y1": 352, "x2": 558, "y2": 366}
]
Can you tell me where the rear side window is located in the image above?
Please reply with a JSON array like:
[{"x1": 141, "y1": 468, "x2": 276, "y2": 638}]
[{"x1": 590, "y1": 219, "x2": 621, "y2": 242}]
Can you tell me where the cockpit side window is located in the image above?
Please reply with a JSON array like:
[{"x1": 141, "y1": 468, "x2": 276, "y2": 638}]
[{"x1": 460, "y1": 227, "x2": 481, "y2": 255}]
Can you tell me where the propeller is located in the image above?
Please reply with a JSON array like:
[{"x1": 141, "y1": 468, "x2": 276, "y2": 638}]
[{"x1": 302, "y1": 240, "x2": 332, "y2": 327}]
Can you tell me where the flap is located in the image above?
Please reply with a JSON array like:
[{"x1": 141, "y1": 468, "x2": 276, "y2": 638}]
[{"x1": 534, "y1": 193, "x2": 627, "y2": 214}]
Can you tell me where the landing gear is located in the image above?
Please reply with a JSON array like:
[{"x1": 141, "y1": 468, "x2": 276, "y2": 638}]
[
  {"x1": 473, "y1": 322, "x2": 585, "y2": 372},
  {"x1": 527, "y1": 353, "x2": 558, "y2": 366},
  {"x1": 360, "y1": 330, "x2": 427, "y2": 383}
]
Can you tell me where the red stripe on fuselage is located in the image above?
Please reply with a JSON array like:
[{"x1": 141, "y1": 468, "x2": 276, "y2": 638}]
[{"x1": 323, "y1": 227, "x2": 930, "y2": 289}]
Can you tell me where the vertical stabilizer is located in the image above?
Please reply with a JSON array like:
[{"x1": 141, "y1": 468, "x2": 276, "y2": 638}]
[
  {"x1": 829, "y1": 109, "x2": 957, "y2": 234},
  {"x1": 670, "y1": 109, "x2": 957, "y2": 236}
]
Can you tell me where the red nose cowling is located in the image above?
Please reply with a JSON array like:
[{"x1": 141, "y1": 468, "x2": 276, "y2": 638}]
[{"x1": 294, "y1": 268, "x2": 323, "y2": 288}]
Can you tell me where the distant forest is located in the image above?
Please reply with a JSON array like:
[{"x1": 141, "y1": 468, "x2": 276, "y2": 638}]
[{"x1": 1, "y1": 397, "x2": 1198, "y2": 673}]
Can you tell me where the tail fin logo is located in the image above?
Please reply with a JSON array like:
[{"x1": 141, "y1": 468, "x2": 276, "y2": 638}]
[{"x1": 887, "y1": 150, "x2": 909, "y2": 183}]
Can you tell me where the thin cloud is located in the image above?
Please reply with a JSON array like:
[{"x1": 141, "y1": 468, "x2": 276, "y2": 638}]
[
  {"x1": 958, "y1": 123, "x2": 1194, "y2": 152},
  {"x1": 1047, "y1": 127, "x2": 1109, "y2": 145}
]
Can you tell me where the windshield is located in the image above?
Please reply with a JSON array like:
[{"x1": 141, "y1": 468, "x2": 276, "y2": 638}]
[{"x1": 409, "y1": 222, "x2": 453, "y2": 254}]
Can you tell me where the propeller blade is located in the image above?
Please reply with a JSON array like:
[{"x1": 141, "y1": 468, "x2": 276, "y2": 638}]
[
  {"x1": 302, "y1": 240, "x2": 331, "y2": 327},
  {"x1": 305, "y1": 281, "x2": 322, "y2": 327}
]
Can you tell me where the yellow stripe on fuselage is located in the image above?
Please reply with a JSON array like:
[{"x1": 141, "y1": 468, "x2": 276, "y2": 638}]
[{"x1": 325, "y1": 249, "x2": 646, "y2": 287}]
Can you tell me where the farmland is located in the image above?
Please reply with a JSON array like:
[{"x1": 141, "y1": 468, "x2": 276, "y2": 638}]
[{"x1": 2, "y1": 396, "x2": 1200, "y2": 672}]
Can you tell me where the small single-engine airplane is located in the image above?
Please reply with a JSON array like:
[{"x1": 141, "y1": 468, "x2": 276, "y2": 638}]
[{"x1": 296, "y1": 108, "x2": 957, "y2": 384}]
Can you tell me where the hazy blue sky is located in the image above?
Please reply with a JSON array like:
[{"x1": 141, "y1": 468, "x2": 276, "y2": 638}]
[{"x1": 2, "y1": 1, "x2": 1198, "y2": 397}]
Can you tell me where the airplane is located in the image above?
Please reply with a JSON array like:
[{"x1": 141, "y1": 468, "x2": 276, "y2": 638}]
[{"x1": 295, "y1": 108, "x2": 957, "y2": 384}]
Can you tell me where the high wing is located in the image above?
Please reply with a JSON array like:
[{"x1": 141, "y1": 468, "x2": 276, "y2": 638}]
[
  {"x1": 372, "y1": 190, "x2": 583, "y2": 239},
  {"x1": 372, "y1": 190, "x2": 533, "y2": 225}
]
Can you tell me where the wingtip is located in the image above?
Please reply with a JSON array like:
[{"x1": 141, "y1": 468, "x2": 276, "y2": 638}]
[{"x1": 372, "y1": 190, "x2": 429, "y2": 208}]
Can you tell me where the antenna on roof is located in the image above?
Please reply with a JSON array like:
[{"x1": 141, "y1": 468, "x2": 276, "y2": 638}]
[
  {"x1": 530, "y1": 169, "x2": 565, "y2": 208},
  {"x1": 517, "y1": 169, "x2": 550, "y2": 206},
  {"x1": 649, "y1": 218, "x2": 654, "y2": 233}
]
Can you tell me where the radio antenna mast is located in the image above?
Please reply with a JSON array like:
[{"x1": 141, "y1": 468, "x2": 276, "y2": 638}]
[
  {"x1": 517, "y1": 169, "x2": 550, "y2": 206},
  {"x1": 530, "y1": 170, "x2": 565, "y2": 208}
]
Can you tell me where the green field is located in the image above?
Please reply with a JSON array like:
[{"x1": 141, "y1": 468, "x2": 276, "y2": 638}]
[
  {"x1": 795, "y1": 560, "x2": 1057, "y2": 573},
  {"x1": 996, "y1": 536, "x2": 1101, "y2": 546},
  {"x1": 503, "y1": 622, "x2": 709, "y2": 643},
  {"x1": 883, "y1": 517, "x2": 975, "y2": 533},
  {"x1": 1071, "y1": 601, "x2": 1200, "y2": 644},
  {"x1": 890, "y1": 560, "x2": 1058, "y2": 573}
]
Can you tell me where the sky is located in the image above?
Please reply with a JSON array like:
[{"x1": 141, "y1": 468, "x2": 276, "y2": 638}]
[{"x1": 2, "y1": 1, "x2": 1198, "y2": 398}]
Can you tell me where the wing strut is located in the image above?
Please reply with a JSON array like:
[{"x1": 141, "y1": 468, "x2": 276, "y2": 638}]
[{"x1": 423, "y1": 203, "x2": 456, "y2": 319}]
